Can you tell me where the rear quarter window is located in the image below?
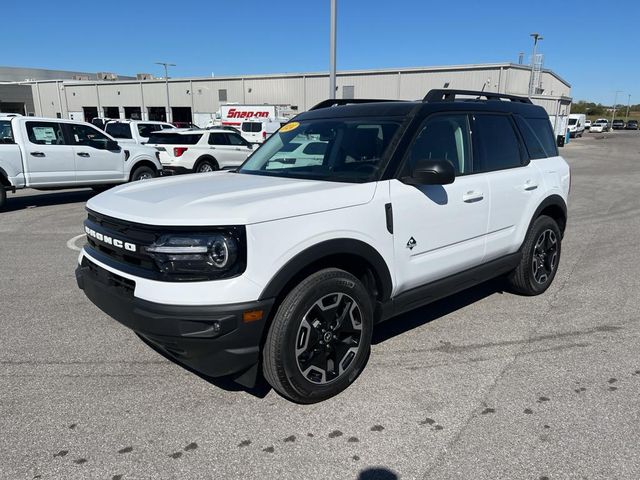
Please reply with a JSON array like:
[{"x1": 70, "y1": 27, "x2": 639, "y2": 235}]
[
  {"x1": 526, "y1": 118, "x2": 558, "y2": 157},
  {"x1": 514, "y1": 116, "x2": 548, "y2": 160},
  {"x1": 0, "y1": 120, "x2": 15, "y2": 143}
]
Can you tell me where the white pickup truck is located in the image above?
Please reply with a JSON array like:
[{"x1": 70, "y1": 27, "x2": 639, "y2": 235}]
[{"x1": 0, "y1": 116, "x2": 163, "y2": 210}]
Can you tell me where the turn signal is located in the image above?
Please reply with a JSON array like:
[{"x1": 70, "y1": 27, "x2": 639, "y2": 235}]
[{"x1": 243, "y1": 310, "x2": 264, "y2": 323}]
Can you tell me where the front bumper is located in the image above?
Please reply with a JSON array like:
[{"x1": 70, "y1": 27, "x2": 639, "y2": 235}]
[{"x1": 76, "y1": 256, "x2": 274, "y2": 381}]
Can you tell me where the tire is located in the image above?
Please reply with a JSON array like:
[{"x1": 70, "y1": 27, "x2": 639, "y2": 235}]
[
  {"x1": 194, "y1": 158, "x2": 218, "y2": 173},
  {"x1": 0, "y1": 186, "x2": 6, "y2": 211},
  {"x1": 263, "y1": 268, "x2": 374, "y2": 404},
  {"x1": 130, "y1": 165, "x2": 156, "y2": 182},
  {"x1": 507, "y1": 215, "x2": 562, "y2": 296}
]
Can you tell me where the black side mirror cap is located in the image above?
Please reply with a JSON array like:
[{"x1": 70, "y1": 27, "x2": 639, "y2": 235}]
[{"x1": 402, "y1": 159, "x2": 455, "y2": 185}]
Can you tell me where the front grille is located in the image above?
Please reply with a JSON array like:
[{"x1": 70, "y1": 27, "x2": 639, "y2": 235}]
[{"x1": 85, "y1": 210, "x2": 157, "y2": 272}]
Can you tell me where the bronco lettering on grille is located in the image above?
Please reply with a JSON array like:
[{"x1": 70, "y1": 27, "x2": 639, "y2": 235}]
[{"x1": 85, "y1": 226, "x2": 137, "y2": 252}]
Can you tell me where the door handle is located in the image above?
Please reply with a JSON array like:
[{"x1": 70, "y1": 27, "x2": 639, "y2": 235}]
[
  {"x1": 30, "y1": 151, "x2": 45, "y2": 157},
  {"x1": 463, "y1": 191, "x2": 484, "y2": 203},
  {"x1": 77, "y1": 152, "x2": 90, "y2": 157},
  {"x1": 524, "y1": 181, "x2": 538, "y2": 191}
]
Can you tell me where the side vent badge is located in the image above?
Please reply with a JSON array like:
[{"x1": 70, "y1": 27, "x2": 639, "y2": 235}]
[{"x1": 406, "y1": 237, "x2": 417, "y2": 250}]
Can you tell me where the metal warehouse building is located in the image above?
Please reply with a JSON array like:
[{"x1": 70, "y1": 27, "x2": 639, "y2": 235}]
[{"x1": 7, "y1": 62, "x2": 572, "y2": 134}]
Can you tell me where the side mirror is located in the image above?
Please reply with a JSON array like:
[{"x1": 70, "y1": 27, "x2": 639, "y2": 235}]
[{"x1": 403, "y1": 159, "x2": 455, "y2": 185}]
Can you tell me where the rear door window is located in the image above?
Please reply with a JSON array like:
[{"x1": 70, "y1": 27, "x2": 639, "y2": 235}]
[
  {"x1": 242, "y1": 122, "x2": 262, "y2": 133},
  {"x1": 26, "y1": 121, "x2": 66, "y2": 145},
  {"x1": 208, "y1": 133, "x2": 229, "y2": 145},
  {"x1": 105, "y1": 122, "x2": 133, "y2": 139},
  {"x1": 472, "y1": 114, "x2": 524, "y2": 172}
]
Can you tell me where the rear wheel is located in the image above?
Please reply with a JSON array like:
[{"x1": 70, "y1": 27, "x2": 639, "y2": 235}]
[
  {"x1": 507, "y1": 215, "x2": 562, "y2": 295},
  {"x1": 263, "y1": 268, "x2": 373, "y2": 403},
  {"x1": 131, "y1": 165, "x2": 156, "y2": 182},
  {"x1": 0, "y1": 186, "x2": 6, "y2": 211},
  {"x1": 195, "y1": 158, "x2": 218, "y2": 173}
]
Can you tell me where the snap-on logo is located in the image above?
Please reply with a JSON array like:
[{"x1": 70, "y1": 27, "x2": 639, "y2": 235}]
[
  {"x1": 85, "y1": 226, "x2": 137, "y2": 252},
  {"x1": 227, "y1": 108, "x2": 270, "y2": 119}
]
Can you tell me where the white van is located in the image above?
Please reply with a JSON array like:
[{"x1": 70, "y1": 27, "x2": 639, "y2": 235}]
[
  {"x1": 567, "y1": 114, "x2": 586, "y2": 138},
  {"x1": 240, "y1": 119, "x2": 286, "y2": 144}
]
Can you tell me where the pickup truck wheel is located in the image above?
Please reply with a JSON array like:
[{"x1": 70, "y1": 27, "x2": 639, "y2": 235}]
[
  {"x1": 194, "y1": 158, "x2": 218, "y2": 173},
  {"x1": 507, "y1": 215, "x2": 562, "y2": 296},
  {"x1": 131, "y1": 165, "x2": 156, "y2": 182},
  {"x1": 0, "y1": 187, "x2": 6, "y2": 211},
  {"x1": 263, "y1": 268, "x2": 373, "y2": 404}
]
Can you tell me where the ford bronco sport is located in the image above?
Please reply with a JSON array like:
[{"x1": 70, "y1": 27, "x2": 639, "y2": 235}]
[{"x1": 76, "y1": 90, "x2": 570, "y2": 403}]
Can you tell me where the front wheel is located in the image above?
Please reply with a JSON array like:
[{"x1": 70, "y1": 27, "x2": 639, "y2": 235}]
[
  {"x1": 507, "y1": 215, "x2": 562, "y2": 296},
  {"x1": 263, "y1": 268, "x2": 374, "y2": 403},
  {"x1": 131, "y1": 165, "x2": 156, "y2": 182}
]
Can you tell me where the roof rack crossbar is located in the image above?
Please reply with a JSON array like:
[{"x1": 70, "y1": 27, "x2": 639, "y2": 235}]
[
  {"x1": 309, "y1": 98, "x2": 400, "y2": 111},
  {"x1": 423, "y1": 89, "x2": 532, "y2": 104}
]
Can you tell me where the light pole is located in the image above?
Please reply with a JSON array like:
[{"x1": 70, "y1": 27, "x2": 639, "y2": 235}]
[
  {"x1": 625, "y1": 94, "x2": 631, "y2": 122},
  {"x1": 156, "y1": 62, "x2": 175, "y2": 123},
  {"x1": 610, "y1": 90, "x2": 622, "y2": 128},
  {"x1": 528, "y1": 33, "x2": 543, "y2": 98},
  {"x1": 329, "y1": 0, "x2": 337, "y2": 99}
]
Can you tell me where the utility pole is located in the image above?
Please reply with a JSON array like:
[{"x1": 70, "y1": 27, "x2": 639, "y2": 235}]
[
  {"x1": 625, "y1": 94, "x2": 631, "y2": 122},
  {"x1": 155, "y1": 62, "x2": 175, "y2": 123},
  {"x1": 528, "y1": 33, "x2": 543, "y2": 98},
  {"x1": 611, "y1": 90, "x2": 622, "y2": 128},
  {"x1": 329, "y1": 0, "x2": 337, "y2": 99}
]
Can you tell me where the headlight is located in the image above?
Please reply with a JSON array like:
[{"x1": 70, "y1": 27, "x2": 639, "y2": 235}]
[{"x1": 146, "y1": 233, "x2": 239, "y2": 279}]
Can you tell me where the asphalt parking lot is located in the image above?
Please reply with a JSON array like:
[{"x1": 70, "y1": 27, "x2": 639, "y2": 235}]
[{"x1": 2, "y1": 130, "x2": 640, "y2": 480}]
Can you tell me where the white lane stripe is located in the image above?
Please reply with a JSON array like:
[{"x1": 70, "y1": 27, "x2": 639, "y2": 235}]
[{"x1": 66, "y1": 233, "x2": 86, "y2": 252}]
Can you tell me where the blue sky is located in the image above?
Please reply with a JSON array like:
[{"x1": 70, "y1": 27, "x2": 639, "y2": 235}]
[{"x1": 3, "y1": 0, "x2": 638, "y2": 104}]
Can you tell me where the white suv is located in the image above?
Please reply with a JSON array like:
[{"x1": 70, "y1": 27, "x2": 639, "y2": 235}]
[
  {"x1": 104, "y1": 120, "x2": 175, "y2": 144},
  {"x1": 145, "y1": 128, "x2": 254, "y2": 174},
  {"x1": 76, "y1": 90, "x2": 570, "y2": 403}
]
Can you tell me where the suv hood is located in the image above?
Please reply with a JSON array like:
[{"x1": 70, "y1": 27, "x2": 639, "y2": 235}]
[{"x1": 87, "y1": 172, "x2": 378, "y2": 226}]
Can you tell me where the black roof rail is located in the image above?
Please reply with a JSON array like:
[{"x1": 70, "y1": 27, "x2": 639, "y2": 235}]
[
  {"x1": 309, "y1": 98, "x2": 400, "y2": 111},
  {"x1": 423, "y1": 89, "x2": 532, "y2": 104}
]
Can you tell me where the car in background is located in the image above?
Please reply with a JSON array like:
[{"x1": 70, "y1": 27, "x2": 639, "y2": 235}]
[
  {"x1": 105, "y1": 120, "x2": 175, "y2": 144},
  {"x1": 146, "y1": 128, "x2": 254, "y2": 174},
  {"x1": 591, "y1": 119, "x2": 609, "y2": 133},
  {"x1": 568, "y1": 114, "x2": 586, "y2": 138},
  {"x1": 240, "y1": 119, "x2": 286, "y2": 144},
  {"x1": 612, "y1": 119, "x2": 625, "y2": 130},
  {"x1": 625, "y1": 120, "x2": 639, "y2": 130},
  {"x1": 584, "y1": 119, "x2": 592, "y2": 130}
]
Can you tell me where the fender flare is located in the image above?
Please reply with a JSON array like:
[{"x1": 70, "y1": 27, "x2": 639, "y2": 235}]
[
  {"x1": 258, "y1": 238, "x2": 393, "y2": 302},
  {"x1": 528, "y1": 194, "x2": 568, "y2": 233}
]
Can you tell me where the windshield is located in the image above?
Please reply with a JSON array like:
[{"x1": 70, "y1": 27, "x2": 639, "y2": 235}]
[
  {"x1": 239, "y1": 118, "x2": 401, "y2": 183},
  {"x1": 568, "y1": 119, "x2": 577, "y2": 125}
]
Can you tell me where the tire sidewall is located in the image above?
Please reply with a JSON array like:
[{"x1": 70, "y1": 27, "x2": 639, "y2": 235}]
[
  {"x1": 0, "y1": 186, "x2": 6, "y2": 211},
  {"x1": 277, "y1": 272, "x2": 373, "y2": 402},
  {"x1": 132, "y1": 165, "x2": 156, "y2": 182},
  {"x1": 195, "y1": 158, "x2": 218, "y2": 173},
  {"x1": 523, "y1": 216, "x2": 562, "y2": 294}
]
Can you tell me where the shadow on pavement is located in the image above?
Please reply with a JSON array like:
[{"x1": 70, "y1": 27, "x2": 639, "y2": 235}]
[
  {"x1": 357, "y1": 467, "x2": 399, "y2": 480},
  {"x1": 372, "y1": 277, "x2": 505, "y2": 345},
  {"x1": 3, "y1": 189, "x2": 95, "y2": 212}
]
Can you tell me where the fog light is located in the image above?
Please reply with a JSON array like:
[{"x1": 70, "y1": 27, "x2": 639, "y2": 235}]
[{"x1": 212, "y1": 321, "x2": 221, "y2": 333}]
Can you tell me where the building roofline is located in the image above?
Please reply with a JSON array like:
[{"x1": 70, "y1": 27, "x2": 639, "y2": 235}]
[{"x1": 15, "y1": 62, "x2": 570, "y2": 89}]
